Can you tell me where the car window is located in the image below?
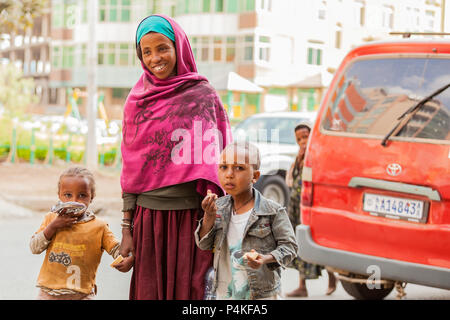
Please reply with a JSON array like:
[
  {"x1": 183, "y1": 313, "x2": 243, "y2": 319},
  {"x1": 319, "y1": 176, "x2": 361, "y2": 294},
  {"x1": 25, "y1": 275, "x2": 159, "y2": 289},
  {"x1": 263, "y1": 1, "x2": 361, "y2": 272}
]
[
  {"x1": 322, "y1": 57, "x2": 450, "y2": 143},
  {"x1": 235, "y1": 117, "x2": 310, "y2": 144}
]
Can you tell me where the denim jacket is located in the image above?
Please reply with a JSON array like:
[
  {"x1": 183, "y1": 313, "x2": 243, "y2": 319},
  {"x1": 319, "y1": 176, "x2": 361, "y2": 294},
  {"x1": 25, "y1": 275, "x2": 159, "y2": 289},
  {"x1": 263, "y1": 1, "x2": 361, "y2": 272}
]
[{"x1": 194, "y1": 188, "x2": 298, "y2": 299}]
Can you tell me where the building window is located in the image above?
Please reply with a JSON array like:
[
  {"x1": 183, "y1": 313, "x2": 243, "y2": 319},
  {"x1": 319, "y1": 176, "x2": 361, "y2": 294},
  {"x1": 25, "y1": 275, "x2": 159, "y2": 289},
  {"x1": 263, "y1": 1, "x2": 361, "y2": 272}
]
[
  {"x1": 52, "y1": 46, "x2": 62, "y2": 68},
  {"x1": 213, "y1": 37, "x2": 223, "y2": 61},
  {"x1": 259, "y1": 0, "x2": 272, "y2": 11},
  {"x1": 202, "y1": 0, "x2": 211, "y2": 12},
  {"x1": 62, "y1": 46, "x2": 75, "y2": 68},
  {"x1": 215, "y1": 0, "x2": 224, "y2": 12},
  {"x1": 307, "y1": 48, "x2": 322, "y2": 65},
  {"x1": 79, "y1": 44, "x2": 87, "y2": 66},
  {"x1": 382, "y1": 5, "x2": 393, "y2": 29},
  {"x1": 97, "y1": 42, "x2": 136, "y2": 66},
  {"x1": 227, "y1": 0, "x2": 239, "y2": 13},
  {"x1": 335, "y1": 30, "x2": 342, "y2": 49},
  {"x1": 52, "y1": 2, "x2": 64, "y2": 28},
  {"x1": 258, "y1": 36, "x2": 270, "y2": 62},
  {"x1": 243, "y1": 0, "x2": 255, "y2": 11},
  {"x1": 243, "y1": 36, "x2": 254, "y2": 61},
  {"x1": 201, "y1": 37, "x2": 210, "y2": 62},
  {"x1": 52, "y1": 0, "x2": 76, "y2": 28},
  {"x1": 318, "y1": 1, "x2": 326, "y2": 20},
  {"x1": 353, "y1": 0, "x2": 365, "y2": 26},
  {"x1": 119, "y1": 43, "x2": 129, "y2": 66},
  {"x1": 226, "y1": 37, "x2": 236, "y2": 62},
  {"x1": 425, "y1": 10, "x2": 435, "y2": 30},
  {"x1": 99, "y1": 0, "x2": 132, "y2": 23}
]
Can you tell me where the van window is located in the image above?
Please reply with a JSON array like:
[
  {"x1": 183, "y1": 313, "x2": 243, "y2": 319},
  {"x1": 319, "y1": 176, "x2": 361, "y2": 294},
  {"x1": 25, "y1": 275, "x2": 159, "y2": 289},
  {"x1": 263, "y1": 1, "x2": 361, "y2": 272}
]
[
  {"x1": 322, "y1": 57, "x2": 450, "y2": 143},
  {"x1": 235, "y1": 117, "x2": 309, "y2": 144}
]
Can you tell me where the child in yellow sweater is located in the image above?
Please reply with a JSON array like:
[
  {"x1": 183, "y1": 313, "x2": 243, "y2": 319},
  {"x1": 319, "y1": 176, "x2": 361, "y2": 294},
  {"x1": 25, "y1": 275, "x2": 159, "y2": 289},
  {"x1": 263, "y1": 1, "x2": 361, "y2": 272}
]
[{"x1": 30, "y1": 166, "x2": 133, "y2": 300}]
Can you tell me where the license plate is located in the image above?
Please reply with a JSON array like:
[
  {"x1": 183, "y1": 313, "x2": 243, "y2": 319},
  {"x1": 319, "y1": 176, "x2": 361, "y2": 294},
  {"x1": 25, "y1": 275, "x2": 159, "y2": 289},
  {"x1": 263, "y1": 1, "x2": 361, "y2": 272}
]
[{"x1": 363, "y1": 193, "x2": 427, "y2": 223}]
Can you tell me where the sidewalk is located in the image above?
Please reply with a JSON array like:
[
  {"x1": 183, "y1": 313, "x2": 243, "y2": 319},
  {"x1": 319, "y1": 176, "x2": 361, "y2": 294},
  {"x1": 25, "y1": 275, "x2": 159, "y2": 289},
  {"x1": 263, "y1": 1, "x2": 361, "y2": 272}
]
[{"x1": 0, "y1": 162, "x2": 122, "y2": 218}]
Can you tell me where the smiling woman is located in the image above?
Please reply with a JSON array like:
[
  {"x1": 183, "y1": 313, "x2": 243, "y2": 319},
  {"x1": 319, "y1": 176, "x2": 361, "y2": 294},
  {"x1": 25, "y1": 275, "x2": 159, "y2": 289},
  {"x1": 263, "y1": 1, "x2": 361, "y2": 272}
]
[{"x1": 118, "y1": 15, "x2": 231, "y2": 300}]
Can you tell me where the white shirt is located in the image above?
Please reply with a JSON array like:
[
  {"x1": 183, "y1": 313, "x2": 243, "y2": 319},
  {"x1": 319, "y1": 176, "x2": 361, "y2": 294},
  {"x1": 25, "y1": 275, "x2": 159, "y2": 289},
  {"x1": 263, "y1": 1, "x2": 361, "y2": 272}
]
[{"x1": 216, "y1": 208, "x2": 252, "y2": 300}]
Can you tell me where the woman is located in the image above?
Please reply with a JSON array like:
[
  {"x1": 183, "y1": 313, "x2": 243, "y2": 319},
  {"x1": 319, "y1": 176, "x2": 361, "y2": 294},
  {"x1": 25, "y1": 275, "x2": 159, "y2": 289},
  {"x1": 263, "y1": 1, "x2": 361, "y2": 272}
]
[
  {"x1": 117, "y1": 15, "x2": 231, "y2": 300},
  {"x1": 285, "y1": 122, "x2": 337, "y2": 298}
]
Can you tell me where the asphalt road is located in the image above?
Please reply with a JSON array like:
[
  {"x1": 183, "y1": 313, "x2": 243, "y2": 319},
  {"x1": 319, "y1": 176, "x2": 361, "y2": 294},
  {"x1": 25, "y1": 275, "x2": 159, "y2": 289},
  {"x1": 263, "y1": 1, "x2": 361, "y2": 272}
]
[{"x1": 1, "y1": 214, "x2": 449, "y2": 300}]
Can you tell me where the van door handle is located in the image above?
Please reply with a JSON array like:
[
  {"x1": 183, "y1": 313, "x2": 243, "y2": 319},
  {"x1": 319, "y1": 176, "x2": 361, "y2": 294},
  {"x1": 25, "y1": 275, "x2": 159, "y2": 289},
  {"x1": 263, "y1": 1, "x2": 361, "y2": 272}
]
[{"x1": 348, "y1": 177, "x2": 441, "y2": 201}]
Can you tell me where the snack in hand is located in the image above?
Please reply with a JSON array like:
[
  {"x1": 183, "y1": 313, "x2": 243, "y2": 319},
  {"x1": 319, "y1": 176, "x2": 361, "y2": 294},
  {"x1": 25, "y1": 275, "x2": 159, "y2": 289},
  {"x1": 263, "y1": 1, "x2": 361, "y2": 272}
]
[
  {"x1": 51, "y1": 201, "x2": 87, "y2": 217},
  {"x1": 110, "y1": 255, "x2": 124, "y2": 268},
  {"x1": 243, "y1": 251, "x2": 259, "y2": 260}
]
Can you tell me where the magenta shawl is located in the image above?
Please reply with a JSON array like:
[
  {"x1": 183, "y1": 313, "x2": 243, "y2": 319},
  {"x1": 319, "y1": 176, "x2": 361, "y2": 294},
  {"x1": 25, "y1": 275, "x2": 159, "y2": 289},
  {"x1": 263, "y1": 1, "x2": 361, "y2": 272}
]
[{"x1": 120, "y1": 15, "x2": 231, "y2": 196}]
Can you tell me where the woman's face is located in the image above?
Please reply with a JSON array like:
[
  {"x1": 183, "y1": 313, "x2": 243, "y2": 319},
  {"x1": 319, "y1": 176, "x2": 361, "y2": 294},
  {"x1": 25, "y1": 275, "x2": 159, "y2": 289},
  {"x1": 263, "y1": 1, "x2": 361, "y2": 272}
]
[{"x1": 140, "y1": 32, "x2": 177, "y2": 80}]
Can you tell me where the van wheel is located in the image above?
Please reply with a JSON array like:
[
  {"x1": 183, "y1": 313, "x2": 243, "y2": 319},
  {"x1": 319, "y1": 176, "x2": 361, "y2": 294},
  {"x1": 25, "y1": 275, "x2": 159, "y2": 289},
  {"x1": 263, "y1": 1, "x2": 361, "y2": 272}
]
[
  {"x1": 255, "y1": 175, "x2": 289, "y2": 207},
  {"x1": 340, "y1": 278, "x2": 394, "y2": 300}
]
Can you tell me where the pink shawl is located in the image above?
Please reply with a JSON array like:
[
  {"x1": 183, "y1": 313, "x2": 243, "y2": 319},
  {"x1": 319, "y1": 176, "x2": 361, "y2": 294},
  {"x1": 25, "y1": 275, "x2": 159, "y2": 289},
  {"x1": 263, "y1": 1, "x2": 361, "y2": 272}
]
[{"x1": 120, "y1": 15, "x2": 231, "y2": 196}]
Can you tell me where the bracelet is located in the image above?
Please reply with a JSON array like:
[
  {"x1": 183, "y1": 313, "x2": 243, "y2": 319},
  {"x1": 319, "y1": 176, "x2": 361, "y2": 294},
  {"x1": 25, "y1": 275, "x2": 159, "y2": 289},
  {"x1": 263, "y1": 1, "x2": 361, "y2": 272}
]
[
  {"x1": 121, "y1": 222, "x2": 132, "y2": 229},
  {"x1": 122, "y1": 218, "x2": 132, "y2": 222}
]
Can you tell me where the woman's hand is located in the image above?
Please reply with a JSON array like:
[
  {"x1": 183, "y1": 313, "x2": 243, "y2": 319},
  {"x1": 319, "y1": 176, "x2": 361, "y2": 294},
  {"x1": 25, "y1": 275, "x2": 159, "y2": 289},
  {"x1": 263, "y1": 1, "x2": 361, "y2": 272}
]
[
  {"x1": 114, "y1": 255, "x2": 135, "y2": 273},
  {"x1": 119, "y1": 229, "x2": 134, "y2": 262}
]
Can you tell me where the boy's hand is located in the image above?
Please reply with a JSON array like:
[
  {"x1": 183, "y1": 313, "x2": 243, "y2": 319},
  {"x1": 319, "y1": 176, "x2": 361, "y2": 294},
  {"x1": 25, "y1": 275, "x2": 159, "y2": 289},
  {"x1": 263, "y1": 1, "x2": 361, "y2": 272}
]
[
  {"x1": 43, "y1": 214, "x2": 78, "y2": 241},
  {"x1": 114, "y1": 255, "x2": 134, "y2": 273},
  {"x1": 201, "y1": 190, "x2": 218, "y2": 218},
  {"x1": 51, "y1": 214, "x2": 78, "y2": 229},
  {"x1": 244, "y1": 249, "x2": 275, "y2": 270}
]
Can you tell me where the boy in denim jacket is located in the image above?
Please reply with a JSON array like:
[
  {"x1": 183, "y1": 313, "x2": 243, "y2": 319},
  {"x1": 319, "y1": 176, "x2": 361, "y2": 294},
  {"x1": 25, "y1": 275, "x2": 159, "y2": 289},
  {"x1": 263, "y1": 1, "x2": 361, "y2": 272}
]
[{"x1": 195, "y1": 141, "x2": 297, "y2": 300}]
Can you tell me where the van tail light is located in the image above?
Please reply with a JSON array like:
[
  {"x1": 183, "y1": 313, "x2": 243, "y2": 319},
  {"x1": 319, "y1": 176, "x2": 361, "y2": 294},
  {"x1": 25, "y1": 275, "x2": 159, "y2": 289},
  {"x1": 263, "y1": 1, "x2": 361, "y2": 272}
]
[
  {"x1": 301, "y1": 166, "x2": 313, "y2": 207},
  {"x1": 301, "y1": 181, "x2": 313, "y2": 207}
]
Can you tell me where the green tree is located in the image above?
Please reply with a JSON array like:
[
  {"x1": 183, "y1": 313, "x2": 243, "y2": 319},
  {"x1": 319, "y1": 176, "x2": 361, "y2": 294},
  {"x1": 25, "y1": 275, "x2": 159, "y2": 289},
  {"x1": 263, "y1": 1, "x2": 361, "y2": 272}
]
[
  {"x1": 0, "y1": 63, "x2": 38, "y2": 118},
  {"x1": 0, "y1": 0, "x2": 48, "y2": 34}
]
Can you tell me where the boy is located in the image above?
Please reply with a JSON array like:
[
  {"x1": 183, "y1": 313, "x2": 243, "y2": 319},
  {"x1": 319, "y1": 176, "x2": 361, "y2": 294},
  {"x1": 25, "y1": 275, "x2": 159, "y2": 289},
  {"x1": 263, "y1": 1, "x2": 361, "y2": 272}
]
[
  {"x1": 195, "y1": 141, "x2": 297, "y2": 300},
  {"x1": 30, "y1": 167, "x2": 133, "y2": 300}
]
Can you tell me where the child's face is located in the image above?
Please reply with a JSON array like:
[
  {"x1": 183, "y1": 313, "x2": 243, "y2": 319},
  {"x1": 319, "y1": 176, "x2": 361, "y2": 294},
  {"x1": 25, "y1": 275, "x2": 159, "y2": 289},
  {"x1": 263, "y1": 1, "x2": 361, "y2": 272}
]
[
  {"x1": 295, "y1": 128, "x2": 310, "y2": 149},
  {"x1": 218, "y1": 148, "x2": 260, "y2": 197},
  {"x1": 58, "y1": 176, "x2": 93, "y2": 210}
]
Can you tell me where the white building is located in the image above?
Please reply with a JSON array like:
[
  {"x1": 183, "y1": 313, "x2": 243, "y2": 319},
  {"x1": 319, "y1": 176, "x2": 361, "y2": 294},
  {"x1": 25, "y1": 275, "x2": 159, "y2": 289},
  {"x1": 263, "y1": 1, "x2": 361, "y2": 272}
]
[
  {"x1": 0, "y1": 0, "x2": 446, "y2": 119},
  {"x1": 176, "y1": 0, "x2": 445, "y2": 114}
]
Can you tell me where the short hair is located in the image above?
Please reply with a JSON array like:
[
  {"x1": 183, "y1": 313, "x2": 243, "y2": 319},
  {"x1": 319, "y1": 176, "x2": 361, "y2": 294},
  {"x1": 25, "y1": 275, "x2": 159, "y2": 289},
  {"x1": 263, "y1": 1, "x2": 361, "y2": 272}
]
[
  {"x1": 58, "y1": 166, "x2": 96, "y2": 199},
  {"x1": 222, "y1": 141, "x2": 261, "y2": 170},
  {"x1": 294, "y1": 122, "x2": 312, "y2": 133}
]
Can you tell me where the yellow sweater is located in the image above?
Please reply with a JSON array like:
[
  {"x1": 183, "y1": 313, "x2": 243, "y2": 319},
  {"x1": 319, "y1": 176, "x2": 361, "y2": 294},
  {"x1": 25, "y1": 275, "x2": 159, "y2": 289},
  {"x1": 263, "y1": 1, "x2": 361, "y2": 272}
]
[{"x1": 32, "y1": 212, "x2": 119, "y2": 295}]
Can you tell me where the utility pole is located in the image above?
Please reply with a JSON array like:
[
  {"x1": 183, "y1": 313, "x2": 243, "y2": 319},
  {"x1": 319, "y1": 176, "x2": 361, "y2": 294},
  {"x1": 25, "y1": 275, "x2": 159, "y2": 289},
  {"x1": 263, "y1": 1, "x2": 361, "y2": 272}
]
[{"x1": 86, "y1": 0, "x2": 98, "y2": 170}]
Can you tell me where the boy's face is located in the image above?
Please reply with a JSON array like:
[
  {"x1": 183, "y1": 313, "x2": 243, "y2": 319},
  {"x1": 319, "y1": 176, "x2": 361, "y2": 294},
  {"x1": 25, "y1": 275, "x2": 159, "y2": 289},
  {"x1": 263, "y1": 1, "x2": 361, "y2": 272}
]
[
  {"x1": 295, "y1": 128, "x2": 310, "y2": 149},
  {"x1": 218, "y1": 148, "x2": 260, "y2": 197},
  {"x1": 58, "y1": 176, "x2": 93, "y2": 214}
]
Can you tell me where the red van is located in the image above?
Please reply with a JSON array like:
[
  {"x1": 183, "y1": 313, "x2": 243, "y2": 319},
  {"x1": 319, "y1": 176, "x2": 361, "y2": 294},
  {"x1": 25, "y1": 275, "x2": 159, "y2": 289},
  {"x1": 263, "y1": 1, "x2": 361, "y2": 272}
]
[{"x1": 297, "y1": 38, "x2": 450, "y2": 299}]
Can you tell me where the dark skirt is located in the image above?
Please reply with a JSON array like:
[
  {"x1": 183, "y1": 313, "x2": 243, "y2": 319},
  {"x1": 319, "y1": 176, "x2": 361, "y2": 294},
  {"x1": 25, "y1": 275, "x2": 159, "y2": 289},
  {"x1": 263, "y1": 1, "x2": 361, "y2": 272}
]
[
  {"x1": 130, "y1": 206, "x2": 213, "y2": 300},
  {"x1": 288, "y1": 189, "x2": 324, "y2": 280}
]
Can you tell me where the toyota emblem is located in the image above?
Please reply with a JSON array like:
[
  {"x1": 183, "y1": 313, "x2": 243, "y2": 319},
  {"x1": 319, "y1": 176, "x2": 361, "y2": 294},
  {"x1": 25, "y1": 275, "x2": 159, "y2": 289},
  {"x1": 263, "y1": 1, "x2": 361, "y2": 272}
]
[{"x1": 386, "y1": 163, "x2": 402, "y2": 176}]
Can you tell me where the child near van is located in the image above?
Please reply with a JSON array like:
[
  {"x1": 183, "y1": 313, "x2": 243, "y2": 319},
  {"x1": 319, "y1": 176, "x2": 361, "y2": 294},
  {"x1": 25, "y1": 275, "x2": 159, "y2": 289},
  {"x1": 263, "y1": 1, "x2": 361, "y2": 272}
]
[
  {"x1": 195, "y1": 141, "x2": 298, "y2": 300},
  {"x1": 30, "y1": 166, "x2": 134, "y2": 300},
  {"x1": 285, "y1": 122, "x2": 337, "y2": 297}
]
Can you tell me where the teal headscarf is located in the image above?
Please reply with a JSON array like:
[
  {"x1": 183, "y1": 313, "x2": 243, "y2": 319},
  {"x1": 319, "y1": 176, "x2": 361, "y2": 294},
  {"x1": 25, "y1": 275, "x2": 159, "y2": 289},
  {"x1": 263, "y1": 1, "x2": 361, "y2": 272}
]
[{"x1": 136, "y1": 15, "x2": 175, "y2": 44}]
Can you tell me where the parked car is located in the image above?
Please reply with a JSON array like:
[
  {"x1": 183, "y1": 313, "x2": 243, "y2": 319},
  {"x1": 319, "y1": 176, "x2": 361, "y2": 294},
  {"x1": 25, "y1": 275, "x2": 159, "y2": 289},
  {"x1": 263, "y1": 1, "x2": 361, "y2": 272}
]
[
  {"x1": 233, "y1": 111, "x2": 316, "y2": 206},
  {"x1": 297, "y1": 38, "x2": 450, "y2": 299}
]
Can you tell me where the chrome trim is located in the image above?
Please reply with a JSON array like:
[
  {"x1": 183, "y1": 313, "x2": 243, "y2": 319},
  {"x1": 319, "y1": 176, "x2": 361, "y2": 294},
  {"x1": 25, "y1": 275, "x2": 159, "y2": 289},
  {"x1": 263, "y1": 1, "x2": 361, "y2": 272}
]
[{"x1": 348, "y1": 177, "x2": 441, "y2": 201}]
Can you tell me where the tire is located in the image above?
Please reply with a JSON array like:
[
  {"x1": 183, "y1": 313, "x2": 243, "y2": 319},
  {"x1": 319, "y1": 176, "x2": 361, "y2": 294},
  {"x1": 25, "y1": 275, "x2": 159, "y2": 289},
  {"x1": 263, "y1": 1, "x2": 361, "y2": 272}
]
[
  {"x1": 254, "y1": 175, "x2": 290, "y2": 207},
  {"x1": 340, "y1": 278, "x2": 394, "y2": 300}
]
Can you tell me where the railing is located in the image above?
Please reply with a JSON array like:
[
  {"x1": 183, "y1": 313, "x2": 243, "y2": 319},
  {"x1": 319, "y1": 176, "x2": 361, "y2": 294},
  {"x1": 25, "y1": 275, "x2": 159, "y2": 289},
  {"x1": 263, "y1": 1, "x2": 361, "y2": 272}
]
[{"x1": 0, "y1": 124, "x2": 122, "y2": 169}]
